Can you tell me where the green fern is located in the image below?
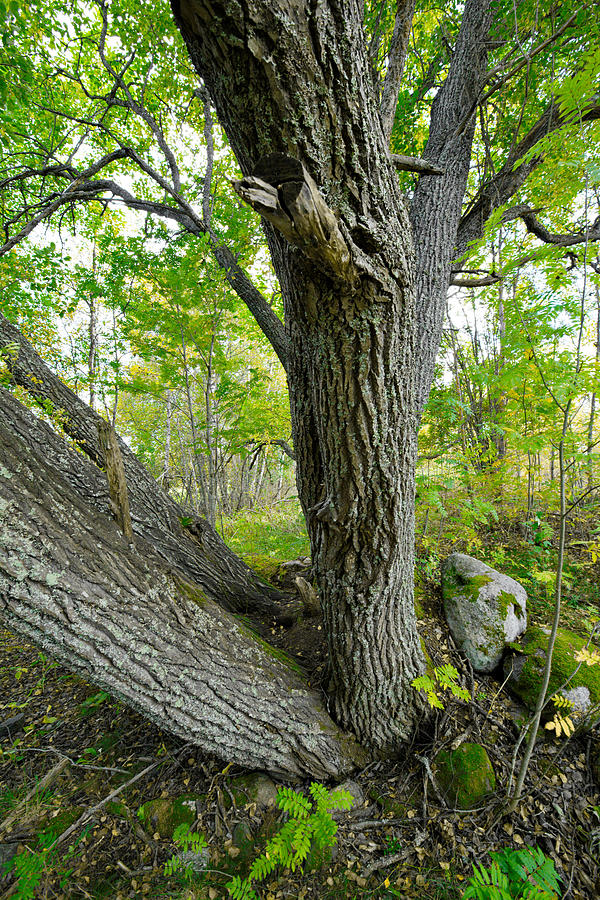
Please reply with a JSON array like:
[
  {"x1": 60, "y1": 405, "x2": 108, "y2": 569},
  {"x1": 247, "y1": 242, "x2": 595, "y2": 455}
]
[
  {"x1": 6, "y1": 849, "x2": 46, "y2": 900},
  {"x1": 227, "y1": 873, "x2": 260, "y2": 900},
  {"x1": 226, "y1": 782, "x2": 352, "y2": 900},
  {"x1": 463, "y1": 846, "x2": 561, "y2": 899},
  {"x1": 163, "y1": 824, "x2": 207, "y2": 882},
  {"x1": 412, "y1": 663, "x2": 471, "y2": 709}
]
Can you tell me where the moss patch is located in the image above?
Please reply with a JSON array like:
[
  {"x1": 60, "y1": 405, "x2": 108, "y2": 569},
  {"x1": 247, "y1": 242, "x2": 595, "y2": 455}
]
[
  {"x1": 175, "y1": 577, "x2": 208, "y2": 607},
  {"x1": 40, "y1": 806, "x2": 84, "y2": 840},
  {"x1": 137, "y1": 795, "x2": 198, "y2": 838},
  {"x1": 236, "y1": 621, "x2": 306, "y2": 676},
  {"x1": 443, "y1": 571, "x2": 493, "y2": 604},
  {"x1": 506, "y1": 625, "x2": 600, "y2": 724},
  {"x1": 434, "y1": 743, "x2": 496, "y2": 809}
]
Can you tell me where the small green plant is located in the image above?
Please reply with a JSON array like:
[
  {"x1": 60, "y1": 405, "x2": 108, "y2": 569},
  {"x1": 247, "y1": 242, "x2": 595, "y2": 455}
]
[
  {"x1": 3, "y1": 846, "x2": 46, "y2": 900},
  {"x1": 529, "y1": 515, "x2": 553, "y2": 549},
  {"x1": 226, "y1": 782, "x2": 353, "y2": 900},
  {"x1": 3, "y1": 833, "x2": 78, "y2": 900},
  {"x1": 544, "y1": 694, "x2": 574, "y2": 739},
  {"x1": 163, "y1": 823, "x2": 208, "y2": 882},
  {"x1": 382, "y1": 834, "x2": 401, "y2": 855},
  {"x1": 463, "y1": 846, "x2": 561, "y2": 899},
  {"x1": 412, "y1": 663, "x2": 470, "y2": 709},
  {"x1": 77, "y1": 690, "x2": 110, "y2": 717}
]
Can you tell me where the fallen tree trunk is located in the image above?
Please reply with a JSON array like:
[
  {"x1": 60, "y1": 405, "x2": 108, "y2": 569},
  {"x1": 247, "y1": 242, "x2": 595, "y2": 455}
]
[
  {"x1": 0, "y1": 313, "x2": 282, "y2": 616},
  {"x1": 0, "y1": 388, "x2": 366, "y2": 779}
]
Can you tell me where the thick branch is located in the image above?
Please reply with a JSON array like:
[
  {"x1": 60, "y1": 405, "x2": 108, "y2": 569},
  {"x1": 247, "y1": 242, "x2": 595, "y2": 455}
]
[
  {"x1": 391, "y1": 154, "x2": 444, "y2": 176},
  {"x1": 450, "y1": 272, "x2": 501, "y2": 287},
  {"x1": 455, "y1": 97, "x2": 600, "y2": 260},
  {"x1": 518, "y1": 208, "x2": 600, "y2": 247}
]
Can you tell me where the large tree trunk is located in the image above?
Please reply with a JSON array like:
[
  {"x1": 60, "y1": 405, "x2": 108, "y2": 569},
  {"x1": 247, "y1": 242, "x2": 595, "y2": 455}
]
[
  {"x1": 0, "y1": 387, "x2": 366, "y2": 779},
  {"x1": 0, "y1": 313, "x2": 283, "y2": 617},
  {"x1": 172, "y1": 0, "x2": 432, "y2": 750}
]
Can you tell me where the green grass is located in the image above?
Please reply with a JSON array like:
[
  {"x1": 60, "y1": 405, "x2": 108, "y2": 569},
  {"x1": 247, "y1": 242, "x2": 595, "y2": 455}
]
[{"x1": 221, "y1": 499, "x2": 310, "y2": 565}]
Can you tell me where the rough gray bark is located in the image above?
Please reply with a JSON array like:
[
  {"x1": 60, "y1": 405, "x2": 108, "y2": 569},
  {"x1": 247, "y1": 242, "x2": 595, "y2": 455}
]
[
  {"x1": 173, "y1": 0, "x2": 428, "y2": 749},
  {"x1": 380, "y1": 0, "x2": 416, "y2": 141},
  {"x1": 0, "y1": 387, "x2": 366, "y2": 780},
  {"x1": 409, "y1": 0, "x2": 493, "y2": 411},
  {"x1": 0, "y1": 313, "x2": 283, "y2": 617}
]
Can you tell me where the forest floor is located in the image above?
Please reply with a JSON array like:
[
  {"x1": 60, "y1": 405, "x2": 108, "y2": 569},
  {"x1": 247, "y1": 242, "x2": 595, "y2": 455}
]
[{"x1": 1, "y1": 522, "x2": 599, "y2": 900}]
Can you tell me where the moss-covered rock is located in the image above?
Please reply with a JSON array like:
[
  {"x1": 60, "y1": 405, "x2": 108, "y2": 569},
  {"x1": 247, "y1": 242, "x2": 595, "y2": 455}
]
[
  {"x1": 442, "y1": 553, "x2": 527, "y2": 673},
  {"x1": 504, "y1": 625, "x2": 600, "y2": 728},
  {"x1": 225, "y1": 773, "x2": 278, "y2": 810},
  {"x1": 137, "y1": 795, "x2": 198, "y2": 838},
  {"x1": 433, "y1": 743, "x2": 496, "y2": 809}
]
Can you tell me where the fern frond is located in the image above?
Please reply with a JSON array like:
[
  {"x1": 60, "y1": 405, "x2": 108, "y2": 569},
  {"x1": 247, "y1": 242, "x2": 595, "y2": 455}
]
[{"x1": 277, "y1": 786, "x2": 311, "y2": 819}]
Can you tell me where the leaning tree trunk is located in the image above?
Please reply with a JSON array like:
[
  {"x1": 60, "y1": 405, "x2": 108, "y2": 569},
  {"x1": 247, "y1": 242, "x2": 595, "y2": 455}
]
[
  {"x1": 0, "y1": 387, "x2": 366, "y2": 779},
  {"x1": 0, "y1": 313, "x2": 283, "y2": 617}
]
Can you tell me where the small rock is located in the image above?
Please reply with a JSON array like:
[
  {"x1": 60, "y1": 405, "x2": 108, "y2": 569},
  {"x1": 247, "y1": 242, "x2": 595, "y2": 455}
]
[
  {"x1": 171, "y1": 847, "x2": 209, "y2": 874},
  {"x1": 137, "y1": 796, "x2": 199, "y2": 839},
  {"x1": 227, "y1": 773, "x2": 278, "y2": 809},
  {"x1": 332, "y1": 780, "x2": 363, "y2": 820},
  {"x1": 336, "y1": 780, "x2": 363, "y2": 807}
]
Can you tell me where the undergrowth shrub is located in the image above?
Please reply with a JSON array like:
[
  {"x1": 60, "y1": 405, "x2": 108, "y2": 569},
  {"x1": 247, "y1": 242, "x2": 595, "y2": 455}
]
[
  {"x1": 226, "y1": 782, "x2": 352, "y2": 900},
  {"x1": 463, "y1": 846, "x2": 561, "y2": 899}
]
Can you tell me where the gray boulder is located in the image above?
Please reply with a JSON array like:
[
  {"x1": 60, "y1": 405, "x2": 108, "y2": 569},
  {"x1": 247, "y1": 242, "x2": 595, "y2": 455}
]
[{"x1": 442, "y1": 553, "x2": 527, "y2": 673}]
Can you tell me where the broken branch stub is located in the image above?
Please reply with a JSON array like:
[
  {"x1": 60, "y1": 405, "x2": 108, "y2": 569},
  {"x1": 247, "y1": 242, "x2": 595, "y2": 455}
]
[
  {"x1": 97, "y1": 419, "x2": 134, "y2": 540},
  {"x1": 232, "y1": 153, "x2": 357, "y2": 282}
]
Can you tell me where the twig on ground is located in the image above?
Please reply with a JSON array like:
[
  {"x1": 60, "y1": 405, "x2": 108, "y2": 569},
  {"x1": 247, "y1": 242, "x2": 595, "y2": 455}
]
[{"x1": 0, "y1": 757, "x2": 70, "y2": 836}]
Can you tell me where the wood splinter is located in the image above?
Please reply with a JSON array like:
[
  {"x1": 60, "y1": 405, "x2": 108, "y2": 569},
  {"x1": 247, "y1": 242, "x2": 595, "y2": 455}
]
[
  {"x1": 232, "y1": 153, "x2": 357, "y2": 282},
  {"x1": 97, "y1": 419, "x2": 134, "y2": 540}
]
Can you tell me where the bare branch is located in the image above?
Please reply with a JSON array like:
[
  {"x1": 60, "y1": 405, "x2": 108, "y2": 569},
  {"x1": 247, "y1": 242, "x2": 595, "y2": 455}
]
[
  {"x1": 450, "y1": 273, "x2": 501, "y2": 287},
  {"x1": 0, "y1": 149, "x2": 129, "y2": 254},
  {"x1": 391, "y1": 153, "x2": 444, "y2": 176},
  {"x1": 518, "y1": 207, "x2": 600, "y2": 247},
  {"x1": 233, "y1": 154, "x2": 358, "y2": 282},
  {"x1": 0, "y1": 160, "x2": 290, "y2": 372}
]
